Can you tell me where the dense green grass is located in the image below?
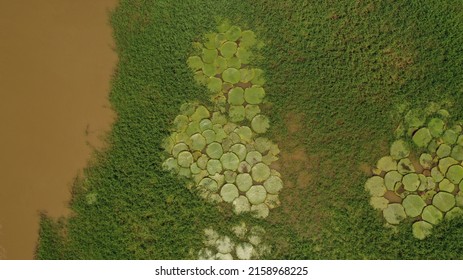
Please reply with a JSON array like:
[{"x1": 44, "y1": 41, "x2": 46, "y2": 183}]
[{"x1": 36, "y1": 0, "x2": 463, "y2": 259}]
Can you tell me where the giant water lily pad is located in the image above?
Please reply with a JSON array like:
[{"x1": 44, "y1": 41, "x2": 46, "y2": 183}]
[
  {"x1": 202, "y1": 63, "x2": 216, "y2": 77},
  {"x1": 162, "y1": 157, "x2": 178, "y2": 172},
  {"x1": 413, "y1": 128, "x2": 432, "y2": 147},
  {"x1": 200, "y1": 177, "x2": 219, "y2": 192},
  {"x1": 202, "y1": 48, "x2": 218, "y2": 63},
  {"x1": 383, "y1": 204, "x2": 406, "y2": 225},
  {"x1": 240, "y1": 30, "x2": 257, "y2": 48},
  {"x1": 445, "y1": 207, "x2": 463, "y2": 220},
  {"x1": 432, "y1": 192, "x2": 455, "y2": 212},
  {"x1": 412, "y1": 221, "x2": 433, "y2": 240},
  {"x1": 224, "y1": 170, "x2": 237, "y2": 183},
  {"x1": 222, "y1": 68, "x2": 241, "y2": 84},
  {"x1": 402, "y1": 194, "x2": 426, "y2": 217},
  {"x1": 172, "y1": 143, "x2": 189, "y2": 157},
  {"x1": 178, "y1": 151, "x2": 193, "y2": 167},
  {"x1": 390, "y1": 140, "x2": 410, "y2": 160},
  {"x1": 438, "y1": 178, "x2": 455, "y2": 193},
  {"x1": 229, "y1": 105, "x2": 246, "y2": 122},
  {"x1": 246, "y1": 150, "x2": 262, "y2": 165},
  {"x1": 422, "y1": 205, "x2": 443, "y2": 225},
  {"x1": 191, "y1": 105, "x2": 210, "y2": 122},
  {"x1": 376, "y1": 156, "x2": 397, "y2": 172},
  {"x1": 214, "y1": 56, "x2": 228, "y2": 74},
  {"x1": 235, "y1": 126, "x2": 253, "y2": 143},
  {"x1": 431, "y1": 167, "x2": 444, "y2": 183},
  {"x1": 227, "y1": 56, "x2": 241, "y2": 69},
  {"x1": 436, "y1": 144, "x2": 451, "y2": 158},
  {"x1": 238, "y1": 161, "x2": 251, "y2": 173},
  {"x1": 236, "y1": 48, "x2": 252, "y2": 64},
  {"x1": 402, "y1": 173, "x2": 420, "y2": 192},
  {"x1": 206, "y1": 142, "x2": 223, "y2": 159},
  {"x1": 244, "y1": 87, "x2": 265, "y2": 105},
  {"x1": 370, "y1": 196, "x2": 389, "y2": 210},
  {"x1": 251, "y1": 203, "x2": 269, "y2": 218},
  {"x1": 263, "y1": 175, "x2": 283, "y2": 194},
  {"x1": 220, "y1": 183, "x2": 239, "y2": 202},
  {"x1": 240, "y1": 68, "x2": 255, "y2": 83},
  {"x1": 251, "y1": 115, "x2": 270, "y2": 134},
  {"x1": 438, "y1": 157, "x2": 458, "y2": 174},
  {"x1": 428, "y1": 118, "x2": 445, "y2": 137},
  {"x1": 384, "y1": 171, "x2": 403, "y2": 191},
  {"x1": 228, "y1": 87, "x2": 244, "y2": 105},
  {"x1": 447, "y1": 165, "x2": 463, "y2": 184},
  {"x1": 225, "y1": 26, "x2": 241, "y2": 41},
  {"x1": 442, "y1": 129, "x2": 458, "y2": 144},
  {"x1": 419, "y1": 153, "x2": 433, "y2": 169},
  {"x1": 251, "y1": 163, "x2": 271, "y2": 182},
  {"x1": 221, "y1": 152, "x2": 240, "y2": 170},
  {"x1": 202, "y1": 130, "x2": 216, "y2": 144},
  {"x1": 236, "y1": 173, "x2": 253, "y2": 192},
  {"x1": 173, "y1": 115, "x2": 189, "y2": 132},
  {"x1": 190, "y1": 134, "x2": 207, "y2": 151},
  {"x1": 187, "y1": 56, "x2": 203, "y2": 70},
  {"x1": 451, "y1": 145, "x2": 463, "y2": 161},
  {"x1": 364, "y1": 176, "x2": 386, "y2": 197},
  {"x1": 251, "y1": 68, "x2": 265, "y2": 86},
  {"x1": 233, "y1": 195, "x2": 251, "y2": 214},
  {"x1": 207, "y1": 159, "x2": 223, "y2": 175},
  {"x1": 230, "y1": 143, "x2": 247, "y2": 161},
  {"x1": 219, "y1": 41, "x2": 237, "y2": 58},
  {"x1": 397, "y1": 158, "x2": 415, "y2": 174},
  {"x1": 404, "y1": 109, "x2": 426, "y2": 128},
  {"x1": 246, "y1": 185, "x2": 267, "y2": 205},
  {"x1": 207, "y1": 77, "x2": 222, "y2": 93},
  {"x1": 245, "y1": 105, "x2": 261, "y2": 120}
]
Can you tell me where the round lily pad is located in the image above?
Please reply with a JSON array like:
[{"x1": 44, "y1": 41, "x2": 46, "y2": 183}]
[
  {"x1": 240, "y1": 30, "x2": 257, "y2": 48},
  {"x1": 202, "y1": 129, "x2": 216, "y2": 144},
  {"x1": 206, "y1": 142, "x2": 223, "y2": 159},
  {"x1": 447, "y1": 165, "x2": 463, "y2": 184},
  {"x1": 418, "y1": 174, "x2": 428, "y2": 191},
  {"x1": 397, "y1": 158, "x2": 415, "y2": 174},
  {"x1": 412, "y1": 221, "x2": 433, "y2": 240},
  {"x1": 251, "y1": 115, "x2": 270, "y2": 134},
  {"x1": 432, "y1": 191, "x2": 455, "y2": 212},
  {"x1": 187, "y1": 55, "x2": 203, "y2": 70},
  {"x1": 220, "y1": 183, "x2": 239, "y2": 202},
  {"x1": 265, "y1": 194, "x2": 281, "y2": 209},
  {"x1": 178, "y1": 151, "x2": 193, "y2": 167},
  {"x1": 427, "y1": 140, "x2": 439, "y2": 154},
  {"x1": 162, "y1": 157, "x2": 178, "y2": 172},
  {"x1": 413, "y1": 127, "x2": 432, "y2": 148},
  {"x1": 240, "y1": 68, "x2": 255, "y2": 83},
  {"x1": 384, "y1": 171, "x2": 403, "y2": 191},
  {"x1": 428, "y1": 118, "x2": 445, "y2": 137},
  {"x1": 365, "y1": 176, "x2": 386, "y2": 197},
  {"x1": 251, "y1": 203, "x2": 269, "y2": 219},
  {"x1": 229, "y1": 143, "x2": 247, "y2": 161},
  {"x1": 211, "y1": 173, "x2": 225, "y2": 187},
  {"x1": 225, "y1": 26, "x2": 242, "y2": 41},
  {"x1": 221, "y1": 152, "x2": 240, "y2": 170},
  {"x1": 250, "y1": 68, "x2": 265, "y2": 86},
  {"x1": 431, "y1": 167, "x2": 444, "y2": 183},
  {"x1": 436, "y1": 144, "x2": 451, "y2": 158},
  {"x1": 229, "y1": 105, "x2": 246, "y2": 122},
  {"x1": 172, "y1": 143, "x2": 189, "y2": 157},
  {"x1": 376, "y1": 156, "x2": 397, "y2": 172},
  {"x1": 202, "y1": 63, "x2": 216, "y2": 77},
  {"x1": 226, "y1": 56, "x2": 241, "y2": 69},
  {"x1": 236, "y1": 173, "x2": 253, "y2": 192},
  {"x1": 402, "y1": 173, "x2": 420, "y2": 192},
  {"x1": 438, "y1": 157, "x2": 458, "y2": 174},
  {"x1": 251, "y1": 163, "x2": 271, "y2": 182},
  {"x1": 199, "y1": 177, "x2": 219, "y2": 192},
  {"x1": 422, "y1": 205, "x2": 443, "y2": 225},
  {"x1": 263, "y1": 175, "x2": 283, "y2": 194},
  {"x1": 228, "y1": 87, "x2": 244, "y2": 105},
  {"x1": 236, "y1": 242, "x2": 254, "y2": 260},
  {"x1": 178, "y1": 167, "x2": 191, "y2": 178},
  {"x1": 202, "y1": 48, "x2": 218, "y2": 64},
  {"x1": 370, "y1": 196, "x2": 389, "y2": 210},
  {"x1": 207, "y1": 159, "x2": 223, "y2": 175},
  {"x1": 190, "y1": 162, "x2": 201, "y2": 174},
  {"x1": 390, "y1": 140, "x2": 410, "y2": 160},
  {"x1": 207, "y1": 77, "x2": 223, "y2": 93},
  {"x1": 173, "y1": 115, "x2": 189, "y2": 132},
  {"x1": 445, "y1": 207, "x2": 463, "y2": 220},
  {"x1": 245, "y1": 105, "x2": 261, "y2": 120},
  {"x1": 439, "y1": 178, "x2": 455, "y2": 193},
  {"x1": 199, "y1": 119, "x2": 213, "y2": 132},
  {"x1": 383, "y1": 203, "x2": 406, "y2": 225},
  {"x1": 219, "y1": 41, "x2": 237, "y2": 59},
  {"x1": 190, "y1": 133, "x2": 207, "y2": 151},
  {"x1": 214, "y1": 56, "x2": 228, "y2": 74},
  {"x1": 246, "y1": 150, "x2": 262, "y2": 165},
  {"x1": 419, "y1": 153, "x2": 433, "y2": 169},
  {"x1": 238, "y1": 161, "x2": 251, "y2": 173},
  {"x1": 236, "y1": 48, "x2": 252, "y2": 64},
  {"x1": 404, "y1": 109, "x2": 426, "y2": 128},
  {"x1": 246, "y1": 185, "x2": 267, "y2": 205},
  {"x1": 456, "y1": 192, "x2": 463, "y2": 207},
  {"x1": 233, "y1": 196, "x2": 251, "y2": 214},
  {"x1": 451, "y1": 145, "x2": 463, "y2": 161},
  {"x1": 224, "y1": 170, "x2": 237, "y2": 183},
  {"x1": 186, "y1": 121, "x2": 201, "y2": 136},
  {"x1": 191, "y1": 105, "x2": 210, "y2": 122},
  {"x1": 244, "y1": 87, "x2": 265, "y2": 105},
  {"x1": 235, "y1": 126, "x2": 253, "y2": 143},
  {"x1": 442, "y1": 129, "x2": 458, "y2": 144},
  {"x1": 402, "y1": 194, "x2": 426, "y2": 217},
  {"x1": 222, "y1": 68, "x2": 241, "y2": 84}
]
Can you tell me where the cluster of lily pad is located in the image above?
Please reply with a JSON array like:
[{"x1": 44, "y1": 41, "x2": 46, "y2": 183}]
[
  {"x1": 365, "y1": 104, "x2": 463, "y2": 239},
  {"x1": 197, "y1": 223, "x2": 270, "y2": 260},
  {"x1": 162, "y1": 24, "x2": 283, "y2": 219}
]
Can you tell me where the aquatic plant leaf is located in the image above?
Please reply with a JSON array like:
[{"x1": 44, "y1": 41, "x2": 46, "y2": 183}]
[
  {"x1": 191, "y1": 105, "x2": 210, "y2": 122},
  {"x1": 225, "y1": 26, "x2": 242, "y2": 41},
  {"x1": 229, "y1": 105, "x2": 246, "y2": 122},
  {"x1": 390, "y1": 140, "x2": 410, "y2": 160},
  {"x1": 251, "y1": 115, "x2": 270, "y2": 134},
  {"x1": 207, "y1": 159, "x2": 223, "y2": 175},
  {"x1": 413, "y1": 128, "x2": 432, "y2": 148},
  {"x1": 438, "y1": 157, "x2": 458, "y2": 174},
  {"x1": 226, "y1": 56, "x2": 241, "y2": 69},
  {"x1": 263, "y1": 175, "x2": 283, "y2": 194},
  {"x1": 173, "y1": 115, "x2": 189, "y2": 132},
  {"x1": 419, "y1": 153, "x2": 433, "y2": 169},
  {"x1": 365, "y1": 176, "x2": 386, "y2": 197},
  {"x1": 383, "y1": 204, "x2": 406, "y2": 225},
  {"x1": 236, "y1": 173, "x2": 253, "y2": 192},
  {"x1": 236, "y1": 47, "x2": 251, "y2": 64},
  {"x1": 190, "y1": 162, "x2": 201, "y2": 174},
  {"x1": 236, "y1": 242, "x2": 254, "y2": 260},
  {"x1": 384, "y1": 171, "x2": 403, "y2": 191},
  {"x1": 432, "y1": 192, "x2": 455, "y2": 212},
  {"x1": 235, "y1": 126, "x2": 253, "y2": 143},
  {"x1": 265, "y1": 194, "x2": 281, "y2": 209},
  {"x1": 221, "y1": 152, "x2": 240, "y2": 170},
  {"x1": 162, "y1": 157, "x2": 179, "y2": 172},
  {"x1": 207, "y1": 77, "x2": 222, "y2": 93},
  {"x1": 431, "y1": 167, "x2": 444, "y2": 183},
  {"x1": 219, "y1": 41, "x2": 237, "y2": 59},
  {"x1": 240, "y1": 30, "x2": 257, "y2": 48},
  {"x1": 402, "y1": 194, "x2": 426, "y2": 217},
  {"x1": 442, "y1": 129, "x2": 458, "y2": 145},
  {"x1": 439, "y1": 178, "x2": 455, "y2": 192},
  {"x1": 190, "y1": 133, "x2": 206, "y2": 151},
  {"x1": 233, "y1": 195, "x2": 251, "y2": 214},
  {"x1": 250, "y1": 68, "x2": 265, "y2": 86},
  {"x1": 187, "y1": 55, "x2": 203, "y2": 70},
  {"x1": 199, "y1": 177, "x2": 219, "y2": 192},
  {"x1": 222, "y1": 68, "x2": 241, "y2": 84},
  {"x1": 240, "y1": 68, "x2": 255, "y2": 83},
  {"x1": 238, "y1": 161, "x2": 251, "y2": 173},
  {"x1": 246, "y1": 150, "x2": 262, "y2": 165},
  {"x1": 446, "y1": 165, "x2": 463, "y2": 184},
  {"x1": 402, "y1": 173, "x2": 420, "y2": 192},
  {"x1": 370, "y1": 197, "x2": 389, "y2": 210},
  {"x1": 245, "y1": 105, "x2": 261, "y2": 120},
  {"x1": 422, "y1": 205, "x2": 443, "y2": 225},
  {"x1": 428, "y1": 118, "x2": 445, "y2": 137},
  {"x1": 412, "y1": 221, "x2": 433, "y2": 240},
  {"x1": 220, "y1": 183, "x2": 239, "y2": 202},
  {"x1": 228, "y1": 87, "x2": 244, "y2": 105},
  {"x1": 224, "y1": 170, "x2": 237, "y2": 183},
  {"x1": 376, "y1": 156, "x2": 397, "y2": 172},
  {"x1": 202, "y1": 48, "x2": 218, "y2": 63},
  {"x1": 230, "y1": 143, "x2": 247, "y2": 161},
  {"x1": 213, "y1": 56, "x2": 228, "y2": 74},
  {"x1": 251, "y1": 203, "x2": 269, "y2": 219},
  {"x1": 244, "y1": 87, "x2": 265, "y2": 105},
  {"x1": 246, "y1": 185, "x2": 267, "y2": 205},
  {"x1": 450, "y1": 145, "x2": 463, "y2": 161},
  {"x1": 436, "y1": 144, "x2": 451, "y2": 158},
  {"x1": 172, "y1": 143, "x2": 189, "y2": 157},
  {"x1": 206, "y1": 142, "x2": 223, "y2": 159},
  {"x1": 445, "y1": 207, "x2": 463, "y2": 220},
  {"x1": 251, "y1": 163, "x2": 271, "y2": 182},
  {"x1": 397, "y1": 158, "x2": 415, "y2": 175}
]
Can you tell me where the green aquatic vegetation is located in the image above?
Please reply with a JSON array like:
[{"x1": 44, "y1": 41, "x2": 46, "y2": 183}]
[{"x1": 365, "y1": 108, "x2": 463, "y2": 239}]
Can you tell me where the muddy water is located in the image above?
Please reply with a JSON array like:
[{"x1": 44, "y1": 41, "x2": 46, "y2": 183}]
[{"x1": 0, "y1": 0, "x2": 117, "y2": 259}]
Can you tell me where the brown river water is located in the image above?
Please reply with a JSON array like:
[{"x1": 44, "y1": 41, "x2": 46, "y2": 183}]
[{"x1": 0, "y1": 0, "x2": 117, "y2": 259}]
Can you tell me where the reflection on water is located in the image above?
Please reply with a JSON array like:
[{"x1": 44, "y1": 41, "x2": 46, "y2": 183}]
[{"x1": 0, "y1": 0, "x2": 117, "y2": 259}]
